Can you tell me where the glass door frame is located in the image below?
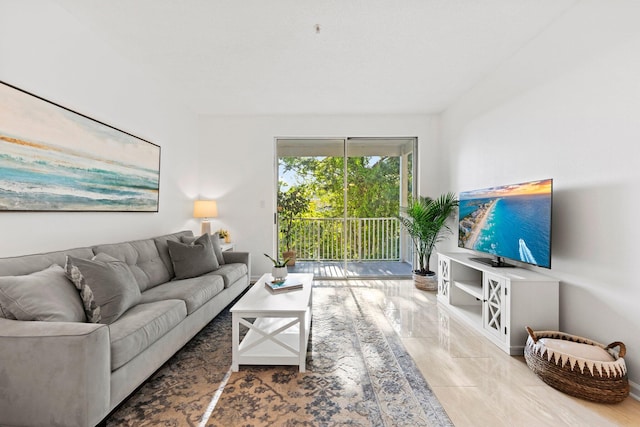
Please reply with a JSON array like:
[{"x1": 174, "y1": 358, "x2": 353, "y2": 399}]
[{"x1": 275, "y1": 137, "x2": 417, "y2": 279}]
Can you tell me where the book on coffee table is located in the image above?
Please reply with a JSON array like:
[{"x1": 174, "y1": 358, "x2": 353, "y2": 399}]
[{"x1": 265, "y1": 278, "x2": 303, "y2": 293}]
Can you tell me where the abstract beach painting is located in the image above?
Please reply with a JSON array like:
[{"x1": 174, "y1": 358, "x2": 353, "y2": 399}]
[{"x1": 0, "y1": 81, "x2": 160, "y2": 212}]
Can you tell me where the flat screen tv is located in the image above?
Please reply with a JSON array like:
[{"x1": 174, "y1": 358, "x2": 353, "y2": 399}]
[{"x1": 458, "y1": 178, "x2": 552, "y2": 269}]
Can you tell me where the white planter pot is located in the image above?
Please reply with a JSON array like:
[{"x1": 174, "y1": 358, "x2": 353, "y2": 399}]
[{"x1": 272, "y1": 266, "x2": 288, "y2": 281}]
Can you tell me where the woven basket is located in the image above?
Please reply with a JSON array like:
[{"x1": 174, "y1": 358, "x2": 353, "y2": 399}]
[
  {"x1": 413, "y1": 273, "x2": 437, "y2": 291},
  {"x1": 524, "y1": 327, "x2": 629, "y2": 403}
]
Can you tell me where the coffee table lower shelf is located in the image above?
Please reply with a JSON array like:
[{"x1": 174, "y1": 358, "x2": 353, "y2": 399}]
[{"x1": 233, "y1": 311, "x2": 311, "y2": 370}]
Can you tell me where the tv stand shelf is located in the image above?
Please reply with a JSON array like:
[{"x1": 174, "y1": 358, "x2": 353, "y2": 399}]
[
  {"x1": 453, "y1": 280, "x2": 483, "y2": 299},
  {"x1": 437, "y1": 252, "x2": 559, "y2": 355}
]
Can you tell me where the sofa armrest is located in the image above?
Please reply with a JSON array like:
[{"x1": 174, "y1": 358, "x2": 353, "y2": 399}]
[
  {"x1": 222, "y1": 251, "x2": 251, "y2": 282},
  {"x1": 0, "y1": 318, "x2": 111, "y2": 427}
]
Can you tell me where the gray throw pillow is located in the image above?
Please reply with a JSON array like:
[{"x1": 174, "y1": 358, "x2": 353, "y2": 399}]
[
  {"x1": 181, "y1": 233, "x2": 226, "y2": 265},
  {"x1": 169, "y1": 232, "x2": 219, "y2": 279},
  {"x1": 64, "y1": 253, "x2": 141, "y2": 324},
  {"x1": 0, "y1": 264, "x2": 86, "y2": 322},
  {"x1": 211, "y1": 236, "x2": 226, "y2": 266}
]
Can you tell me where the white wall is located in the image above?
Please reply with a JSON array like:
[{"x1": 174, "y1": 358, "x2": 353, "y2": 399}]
[
  {"x1": 440, "y1": 0, "x2": 640, "y2": 394},
  {"x1": 197, "y1": 114, "x2": 437, "y2": 278},
  {"x1": 0, "y1": 1, "x2": 199, "y2": 257}
]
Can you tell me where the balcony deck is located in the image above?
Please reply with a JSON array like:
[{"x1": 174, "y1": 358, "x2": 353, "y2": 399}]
[{"x1": 287, "y1": 260, "x2": 413, "y2": 279}]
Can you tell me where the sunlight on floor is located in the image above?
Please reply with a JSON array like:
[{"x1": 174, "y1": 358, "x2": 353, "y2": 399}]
[{"x1": 332, "y1": 279, "x2": 640, "y2": 427}]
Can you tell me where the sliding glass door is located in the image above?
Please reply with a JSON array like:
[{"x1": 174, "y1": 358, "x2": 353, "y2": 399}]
[
  {"x1": 277, "y1": 138, "x2": 346, "y2": 277},
  {"x1": 276, "y1": 137, "x2": 416, "y2": 279}
]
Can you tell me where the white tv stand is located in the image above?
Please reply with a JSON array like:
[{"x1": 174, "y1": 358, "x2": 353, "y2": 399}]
[{"x1": 437, "y1": 252, "x2": 559, "y2": 355}]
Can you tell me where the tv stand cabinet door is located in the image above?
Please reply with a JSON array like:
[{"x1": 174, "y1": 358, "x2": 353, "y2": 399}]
[
  {"x1": 482, "y1": 273, "x2": 507, "y2": 344},
  {"x1": 437, "y1": 256, "x2": 451, "y2": 304}
]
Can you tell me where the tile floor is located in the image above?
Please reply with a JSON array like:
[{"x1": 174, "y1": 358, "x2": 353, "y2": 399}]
[{"x1": 327, "y1": 279, "x2": 640, "y2": 427}]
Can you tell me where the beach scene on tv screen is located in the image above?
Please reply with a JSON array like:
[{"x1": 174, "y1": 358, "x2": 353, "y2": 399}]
[{"x1": 458, "y1": 179, "x2": 552, "y2": 268}]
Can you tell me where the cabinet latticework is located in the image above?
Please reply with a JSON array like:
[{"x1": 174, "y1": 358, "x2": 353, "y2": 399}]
[{"x1": 484, "y1": 276, "x2": 502, "y2": 334}]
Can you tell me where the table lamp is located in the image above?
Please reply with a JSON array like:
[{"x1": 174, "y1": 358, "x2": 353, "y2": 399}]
[{"x1": 193, "y1": 200, "x2": 218, "y2": 235}]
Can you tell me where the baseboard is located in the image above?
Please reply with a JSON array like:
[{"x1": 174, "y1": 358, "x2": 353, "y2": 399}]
[{"x1": 629, "y1": 380, "x2": 640, "y2": 401}]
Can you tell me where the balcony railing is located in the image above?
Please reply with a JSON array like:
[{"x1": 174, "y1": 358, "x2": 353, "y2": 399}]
[{"x1": 280, "y1": 217, "x2": 403, "y2": 261}]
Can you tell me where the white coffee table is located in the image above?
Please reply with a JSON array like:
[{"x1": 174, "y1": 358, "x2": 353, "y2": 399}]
[{"x1": 231, "y1": 273, "x2": 314, "y2": 372}]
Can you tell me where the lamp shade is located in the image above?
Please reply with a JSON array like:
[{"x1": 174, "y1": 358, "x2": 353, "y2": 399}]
[{"x1": 193, "y1": 200, "x2": 218, "y2": 218}]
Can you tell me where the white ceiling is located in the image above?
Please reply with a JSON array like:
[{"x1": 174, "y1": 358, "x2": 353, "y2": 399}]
[{"x1": 55, "y1": 0, "x2": 577, "y2": 115}]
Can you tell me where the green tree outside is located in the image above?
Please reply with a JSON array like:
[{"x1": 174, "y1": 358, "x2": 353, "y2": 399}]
[
  {"x1": 278, "y1": 155, "x2": 411, "y2": 261},
  {"x1": 279, "y1": 155, "x2": 408, "y2": 218}
]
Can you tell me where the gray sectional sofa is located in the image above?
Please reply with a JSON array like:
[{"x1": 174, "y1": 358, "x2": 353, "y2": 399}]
[{"x1": 0, "y1": 230, "x2": 251, "y2": 427}]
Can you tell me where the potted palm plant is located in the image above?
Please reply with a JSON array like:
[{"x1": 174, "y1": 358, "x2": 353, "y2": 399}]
[
  {"x1": 399, "y1": 192, "x2": 459, "y2": 290},
  {"x1": 277, "y1": 186, "x2": 309, "y2": 266}
]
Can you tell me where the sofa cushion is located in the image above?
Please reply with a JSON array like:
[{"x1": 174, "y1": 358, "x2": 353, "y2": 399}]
[
  {"x1": 167, "y1": 233, "x2": 219, "y2": 280},
  {"x1": 65, "y1": 254, "x2": 141, "y2": 324},
  {"x1": 92, "y1": 239, "x2": 171, "y2": 292},
  {"x1": 139, "y1": 275, "x2": 224, "y2": 315},
  {"x1": 153, "y1": 230, "x2": 195, "y2": 279},
  {"x1": 0, "y1": 264, "x2": 86, "y2": 322},
  {"x1": 205, "y1": 263, "x2": 249, "y2": 288},
  {"x1": 109, "y1": 299, "x2": 187, "y2": 371}
]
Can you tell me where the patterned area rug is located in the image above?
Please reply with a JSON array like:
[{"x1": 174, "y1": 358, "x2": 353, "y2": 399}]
[{"x1": 106, "y1": 285, "x2": 452, "y2": 427}]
